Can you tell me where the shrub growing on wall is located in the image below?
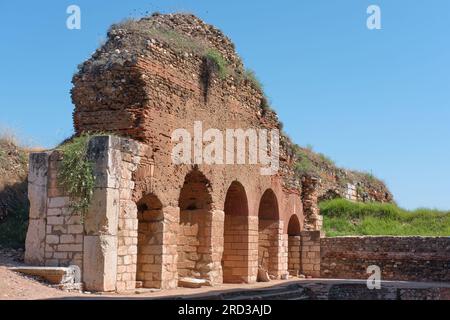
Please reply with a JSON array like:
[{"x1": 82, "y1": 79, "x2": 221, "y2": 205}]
[
  {"x1": 57, "y1": 134, "x2": 95, "y2": 221},
  {"x1": 205, "y1": 49, "x2": 229, "y2": 79}
]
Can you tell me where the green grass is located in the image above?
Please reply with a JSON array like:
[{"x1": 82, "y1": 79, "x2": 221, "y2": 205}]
[
  {"x1": 294, "y1": 148, "x2": 319, "y2": 177},
  {"x1": 205, "y1": 49, "x2": 229, "y2": 79},
  {"x1": 320, "y1": 199, "x2": 450, "y2": 237},
  {"x1": 318, "y1": 152, "x2": 335, "y2": 167},
  {"x1": 244, "y1": 69, "x2": 264, "y2": 92}
]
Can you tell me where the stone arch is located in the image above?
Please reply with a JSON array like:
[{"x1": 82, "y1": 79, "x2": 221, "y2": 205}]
[
  {"x1": 258, "y1": 189, "x2": 281, "y2": 279},
  {"x1": 287, "y1": 214, "x2": 301, "y2": 236},
  {"x1": 287, "y1": 214, "x2": 302, "y2": 276},
  {"x1": 177, "y1": 169, "x2": 215, "y2": 282},
  {"x1": 135, "y1": 193, "x2": 164, "y2": 288},
  {"x1": 222, "y1": 181, "x2": 249, "y2": 283},
  {"x1": 258, "y1": 189, "x2": 279, "y2": 220}
]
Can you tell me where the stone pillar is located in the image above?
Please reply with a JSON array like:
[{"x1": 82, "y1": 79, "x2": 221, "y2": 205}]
[
  {"x1": 25, "y1": 152, "x2": 49, "y2": 265},
  {"x1": 288, "y1": 235, "x2": 301, "y2": 275},
  {"x1": 222, "y1": 215, "x2": 258, "y2": 284},
  {"x1": 209, "y1": 209, "x2": 225, "y2": 285},
  {"x1": 300, "y1": 230, "x2": 322, "y2": 278},
  {"x1": 116, "y1": 138, "x2": 145, "y2": 291},
  {"x1": 273, "y1": 220, "x2": 288, "y2": 279},
  {"x1": 301, "y1": 176, "x2": 323, "y2": 231},
  {"x1": 82, "y1": 136, "x2": 121, "y2": 292},
  {"x1": 160, "y1": 206, "x2": 179, "y2": 289},
  {"x1": 258, "y1": 219, "x2": 287, "y2": 279},
  {"x1": 248, "y1": 215, "x2": 259, "y2": 283}
]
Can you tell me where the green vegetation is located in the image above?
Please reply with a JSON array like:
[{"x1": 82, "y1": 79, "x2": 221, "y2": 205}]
[
  {"x1": 294, "y1": 158, "x2": 316, "y2": 176},
  {"x1": 358, "y1": 171, "x2": 377, "y2": 183},
  {"x1": 321, "y1": 199, "x2": 450, "y2": 237},
  {"x1": 244, "y1": 69, "x2": 263, "y2": 92},
  {"x1": 57, "y1": 134, "x2": 96, "y2": 221},
  {"x1": 0, "y1": 130, "x2": 29, "y2": 248},
  {"x1": 318, "y1": 152, "x2": 335, "y2": 167},
  {"x1": 0, "y1": 204, "x2": 28, "y2": 249},
  {"x1": 205, "y1": 49, "x2": 229, "y2": 79},
  {"x1": 113, "y1": 19, "x2": 234, "y2": 83},
  {"x1": 113, "y1": 18, "x2": 209, "y2": 55},
  {"x1": 294, "y1": 147, "x2": 318, "y2": 177},
  {"x1": 241, "y1": 69, "x2": 276, "y2": 113}
]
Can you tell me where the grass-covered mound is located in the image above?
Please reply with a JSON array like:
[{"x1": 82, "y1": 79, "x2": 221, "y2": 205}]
[{"x1": 320, "y1": 199, "x2": 450, "y2": 237}]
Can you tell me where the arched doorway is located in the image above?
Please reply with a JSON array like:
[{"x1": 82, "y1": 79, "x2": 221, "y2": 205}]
[
  {"x1": 258, "y1": 189, "x2": 280, "y2": 279},
  {"x1": 222, "y1": 181, "x2": 249, "y2": 283},
  {"x1": 136, "y1": 193, "x2": 164, "y2": 288},
  {"x1": 177, "y1": 169, "x2": 213, "y2": 281},
  {"x1": 287, "y1": 214, "x2": 301, "y2": 277}
]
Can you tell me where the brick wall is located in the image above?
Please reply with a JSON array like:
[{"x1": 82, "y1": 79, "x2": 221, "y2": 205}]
[
  {"x1": 300, "y1": 231, "x2": 322, "y2": 278},
  {"x1": 177, "y1": 209, "x2": 210, "y2": 279},
  {"x1": 288, "y1": 235, "x2": 301, "y2": 275},
  {"x1": 321, "y1": 237, "x2": 450, "y2": 282}
]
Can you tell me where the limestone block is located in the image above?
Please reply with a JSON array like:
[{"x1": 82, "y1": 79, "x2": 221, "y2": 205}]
[
  {"x1": 84, "y1": 188, "x2": 119, "y2": 236},
  {"x1": 25, "y1": 219, "x2": 46, "y2": 264},
  {"x1": 46, "y1": 235, "x2": 60, "y2": 244},
  {"x1": 28, "y1": 152, "x2": 49, "y2": 219},
  {"x1": 47, "y1": 208, "x2": 61, "y2": 216},
  {"x1": 10, "y1": 265, "x2": 81, "y2": 286},
  {"x1": 47, "y1": 216, "x2": 64, "y2": 225},
  {"x1": 178, "y1": 277, "x2": 207, "y2": 288},
  {"x1": 87, "y1": 136, "x2": 121, "y2": 189},
  {"x1": 48, "y1": 197, "x2": 70, "y2": 209},
  {"x1": 83, "y1": 235, "x2": 118, "y2": 292},
  {"x1": 68, "y1": 225, "x2": 84, "y2": 234}
]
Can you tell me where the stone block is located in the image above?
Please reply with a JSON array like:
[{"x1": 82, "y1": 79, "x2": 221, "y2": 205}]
[
  {"x1": 46, "y1": 235, "x2": 60, "y2": 244},
  {"x1": 84, "y1": 187, "x2": 119, "y2": 236},
  {"x1": 83, "y1": 235, "x2": 118, "y2": 292},
  {"x1": 60, "y1": 235, "x2": 75, "y2": 244},
  {"x1": 47, "y1": 216, "x2": 64, "y2": 225},
  {"x1": 58, "y1": 244, "x2": 83, "y2": 252},
  {"x1": 28, "y1": 153, "x2": 49, "y2": 219},
  {"x1": 25, "y1": 219, "x2": 46, "y2": 264},
  {"x1": 10, "y1": 265, "x2": 81, "y2": 286},
  {"x1": 68, "y1": 225, "x2": 84, "y2": 234},
  {"x1": 48, "y1": 197, "x2": 70, "y2": 209},
  {"x1": 87, "y1": 136, "x2": 120, "y2": 189}
]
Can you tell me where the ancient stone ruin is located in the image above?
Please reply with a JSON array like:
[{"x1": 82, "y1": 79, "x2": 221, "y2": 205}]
[
  {"x1": 25, "y1": 14, "x2": 322, "y2": 292},
  {"x1": 23, "y1": 13, "x2": 449, "y2": 293}
]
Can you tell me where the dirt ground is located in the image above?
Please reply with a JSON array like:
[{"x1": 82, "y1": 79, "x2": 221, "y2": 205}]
[
  {"x1": 1, "y1": 247, "x2": 449, "y2": 300},
  {"x1": 0, "y1": 247, "x2": 82, "y2": 300},
  {"x1": 0, "y1": 247, "x2": 292, "y2": 300}
]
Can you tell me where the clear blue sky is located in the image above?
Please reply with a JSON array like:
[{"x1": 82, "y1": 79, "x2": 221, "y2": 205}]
[{"x1": 1, "y1": 1, "x2": 449, "y2": 210}]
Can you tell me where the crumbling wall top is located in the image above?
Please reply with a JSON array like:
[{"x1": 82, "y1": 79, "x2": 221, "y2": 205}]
[{"x1": 77, "y1": 13, "x2": 244, "y2": 77}]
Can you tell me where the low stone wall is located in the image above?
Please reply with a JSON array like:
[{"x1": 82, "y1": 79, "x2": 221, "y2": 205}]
[{"x1": 321, "y1": 236, "x2": 450, "y2": 282}]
